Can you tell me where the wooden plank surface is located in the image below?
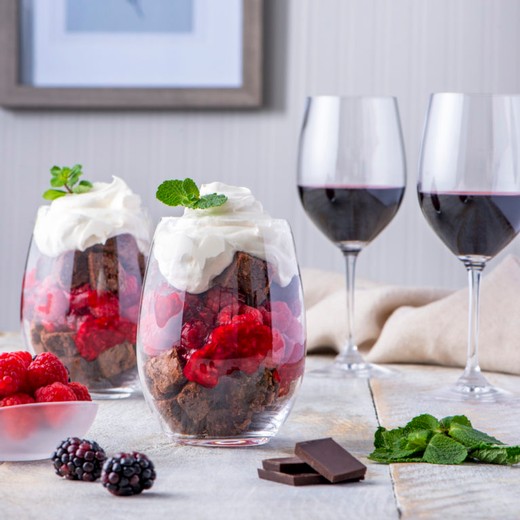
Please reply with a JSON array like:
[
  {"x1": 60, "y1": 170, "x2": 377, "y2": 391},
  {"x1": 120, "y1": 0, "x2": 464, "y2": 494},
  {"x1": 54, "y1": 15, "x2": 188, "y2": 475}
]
[
  {"x1": 0, "y1": 347, "x2": 397, "y2": 520},
  {"x1": 371, "y1": 365, "x2": 520, "y2": 520},
  {"x1": 3, "y1": 328, "x2": 520, "y2": 520}
]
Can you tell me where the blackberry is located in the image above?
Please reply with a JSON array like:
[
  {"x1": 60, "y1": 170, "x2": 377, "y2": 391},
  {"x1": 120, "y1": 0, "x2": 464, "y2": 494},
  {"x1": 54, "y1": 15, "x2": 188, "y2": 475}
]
[
  {"x1": 101, "y1": 452, "x2": 156, "y2": 496},
  {"x1": 52, "y1": 437, "x2": 107, "y2": 481}
]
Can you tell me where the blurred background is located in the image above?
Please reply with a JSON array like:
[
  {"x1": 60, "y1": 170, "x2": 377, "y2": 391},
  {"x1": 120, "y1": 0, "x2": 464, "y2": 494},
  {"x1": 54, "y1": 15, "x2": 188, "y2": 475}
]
[{"x1": 1, "y1": 0, "x2": 520, "y2": 331}]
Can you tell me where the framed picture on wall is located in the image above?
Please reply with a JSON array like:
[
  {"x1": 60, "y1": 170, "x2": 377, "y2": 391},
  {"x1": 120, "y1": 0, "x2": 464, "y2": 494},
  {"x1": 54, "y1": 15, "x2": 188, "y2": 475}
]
[{"x1": 0, "y1": 0, "x2": 263, "y2": 109}]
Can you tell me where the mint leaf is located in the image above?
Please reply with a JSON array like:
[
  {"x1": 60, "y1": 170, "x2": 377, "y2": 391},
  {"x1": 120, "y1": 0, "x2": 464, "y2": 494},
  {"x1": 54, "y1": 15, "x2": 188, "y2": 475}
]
[
  {"x1": 449, "y1": 423, "x2": 504, "y2": 449},
  {"x1": 406, "y1": 430, "x2": 433, "y2": 451},
  {"x1": 403, "y1": 414, "x2": 440, "y2": 434},
  {"x1": 43, "y1": 189, "x2": 67, "y2": 201},
  {"x1": 368, "y1": 448, "x2": 423, "y2": 464},
  {"x1": 439, "y1": 415, "x2": 472, "y2": 431},
  {"x1": 156, "y1": 178, "x2": 228, "y2": 210},
  {"x1": 193, "y1": 194, "x2": 228, "y2": 209},
  {"x1": 423, "y1": 433, "x2": 468, "y2": 464},
  {"x1": 156, "y1": 180, "x2": 187, "y2": 207},
  {"x1": 43, "y1": 164, "x2": 92, "y2": 200},
  {"x1": 182, "y1": 178, "x2": 199, "y2": 200},
  {"x1": 471, "y1": 446, "x2": 520, "y2": 465}
]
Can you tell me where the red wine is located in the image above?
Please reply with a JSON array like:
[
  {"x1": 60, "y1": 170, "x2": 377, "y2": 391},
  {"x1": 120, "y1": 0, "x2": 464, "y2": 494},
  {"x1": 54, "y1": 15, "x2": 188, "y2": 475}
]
[
  {"x1": 298, "y1": 185, "x2": 405, "y2": 246},
  {"x1": 418, "y1": 191, "x2": 520, "y2": 258}
]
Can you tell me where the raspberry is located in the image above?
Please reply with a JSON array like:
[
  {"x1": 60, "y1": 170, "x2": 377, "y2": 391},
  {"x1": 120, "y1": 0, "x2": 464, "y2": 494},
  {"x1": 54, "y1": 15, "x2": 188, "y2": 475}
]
[
  {"x1": 154, "y1": 291, "x2": 183, "y2": 328},
  {"x1": 75, "y1": 316, "x2": 136, "y2": 361},
  {"x1": 216, "y1": 302, "x2": 241, "y2": 325},
  {"x1": 87, "y1": 291, "x2": 120, "y2": 319},
  {"x1": 181, "y1": 320, "x2": 208, "y2": 351},
  {"x1": 101, "y1": 452, "x2": 156, "y2": 496},
  {"x1": 13, "y1": 351, "x2": 33, "y2": 369},
  {"x1": 270, "y1": 301, "x2": 293, "y2": 333},
  {"x1": 27, "y1": 352, "x2": 69, "y2": 391},
  {"x1": 52, "y1": 437, "x2": 107, "y2": 481},
  {"x1": 0, "y1": 352, "x2": 28, "y2": 397},
  {"x1": 69, "y1": 285, "x2": 91, "y2": 315},
  {"x1": 35, "y1": 282, "x2": 69, "y2": 321},
  {"x1": 68, "y1": 382, "x2": 92, "y2": 401},
  {"x1": 183, "y1": 321, "x2": 272, "y2": 387},
  {"x1": 139, "y1": 314, "x2": 177, "y2": 357},
  {"x1": 0, "y1": 392, "x2": 35, "y2": 407},
  {"x1": 204, "y1": 287, "x2": 237, "y2": 314},
  {"x1": 35, "y1": 382, "x2": 77, "y2": 403}
]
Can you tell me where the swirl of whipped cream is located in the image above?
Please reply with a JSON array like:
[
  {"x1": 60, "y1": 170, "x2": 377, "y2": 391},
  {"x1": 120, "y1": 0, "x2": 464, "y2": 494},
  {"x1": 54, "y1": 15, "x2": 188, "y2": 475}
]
[
  {"x1": 153, "y1": 183, "x2": 298, "y2": 293},
  {"x1": 33, "y1": 176, "x2": 151, "y2": 257}
]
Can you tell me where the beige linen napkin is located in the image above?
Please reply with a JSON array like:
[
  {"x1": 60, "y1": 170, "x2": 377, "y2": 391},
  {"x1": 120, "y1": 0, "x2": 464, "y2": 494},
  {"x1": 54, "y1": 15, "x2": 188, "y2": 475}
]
[{"x1": 302, "y1": 255, "x2": 520, "y2": 375}]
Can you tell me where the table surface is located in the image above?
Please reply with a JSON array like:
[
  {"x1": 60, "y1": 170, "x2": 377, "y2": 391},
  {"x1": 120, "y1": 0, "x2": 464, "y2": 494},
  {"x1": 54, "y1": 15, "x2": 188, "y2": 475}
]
[{"x1": 1, "y1": 333, "x2": 520, "y2": 520}]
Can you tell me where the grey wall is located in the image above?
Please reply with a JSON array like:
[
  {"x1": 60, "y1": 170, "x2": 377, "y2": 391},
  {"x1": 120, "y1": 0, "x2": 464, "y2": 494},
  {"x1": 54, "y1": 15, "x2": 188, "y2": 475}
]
[{"x1": 2, "y1": 0, "x2": 520, "y2": 331}]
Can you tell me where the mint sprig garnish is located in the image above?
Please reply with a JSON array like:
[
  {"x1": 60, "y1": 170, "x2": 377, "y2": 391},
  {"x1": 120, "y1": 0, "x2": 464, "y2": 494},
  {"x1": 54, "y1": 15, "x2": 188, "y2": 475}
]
[
  {"x1": 156, "y1": 178, "x2": 228, "y2": 209},
  {"x1": 369, "y1": 414, "x2": 520, "y2": 465},
  {"x1": 43, "y1": 164, "x2": 93, "y2": 201}
]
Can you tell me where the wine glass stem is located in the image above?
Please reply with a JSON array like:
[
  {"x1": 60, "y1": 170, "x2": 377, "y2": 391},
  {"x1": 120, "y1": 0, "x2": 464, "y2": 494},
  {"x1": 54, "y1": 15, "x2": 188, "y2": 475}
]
[
  {"x1": 460, "y1": 261, "x2": 488, "y2": 386},
  {"x1": 337, "y1": 250, "x2": 364, "y2": 365}
]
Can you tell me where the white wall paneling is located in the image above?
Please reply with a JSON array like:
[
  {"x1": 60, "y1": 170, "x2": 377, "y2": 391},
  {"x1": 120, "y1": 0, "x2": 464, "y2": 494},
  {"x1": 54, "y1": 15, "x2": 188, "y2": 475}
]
[{"x1": 1, "y1": 0, "x2": 520, "y2": 330}]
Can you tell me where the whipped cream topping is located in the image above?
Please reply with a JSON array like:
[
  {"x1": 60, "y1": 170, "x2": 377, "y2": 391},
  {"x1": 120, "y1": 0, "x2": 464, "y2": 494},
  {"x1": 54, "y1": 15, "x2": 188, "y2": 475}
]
[
  {"x1": 34, "y1": 176, "x2": 151, "y2": 257},
  {"x1": 153, "y1": 183, "x2": 298, "y2": 293}
]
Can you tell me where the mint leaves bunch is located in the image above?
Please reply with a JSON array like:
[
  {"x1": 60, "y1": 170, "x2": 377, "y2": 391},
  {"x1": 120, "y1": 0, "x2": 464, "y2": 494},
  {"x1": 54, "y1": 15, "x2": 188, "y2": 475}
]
[
  {"x1": 156, "y1": 178, "x2": 227, "y2": 209},
  {"x1": 369, "y1": 414, "x2": 520, "y2": 465},
  {"x1": 43, "y1": 164, "x2": 93, "y2": 201}
]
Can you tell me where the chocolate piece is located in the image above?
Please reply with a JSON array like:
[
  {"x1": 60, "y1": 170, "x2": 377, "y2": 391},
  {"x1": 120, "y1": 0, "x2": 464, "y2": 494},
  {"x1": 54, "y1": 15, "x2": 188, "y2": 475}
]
[
  {"x1": 88, "y1": 250, "x2": 119, "y2": 292},
  {"x1": 40, "y1": 330, "x2": 78, "y2": 357},
  {"x1": 97, "y1": 341, "x2": 137, "y2": 379},
  {"x1": 212, "y1": 252, "x2": 270, "y2": 307},
  {"x1": 145, "y1": 350, "x2": 186, "y2": 400},
  {"x1": 257, "y1": 468, "x2": 328, "y2": 486},
  {"x1": 262, "y1": 456, "x2": 315, "y2": 474},
  {"x1": 294, "y1": 438, "x2": 367, "y2": 483},
  {"x1": 55, "y1": 250, "x2": 90, "y2": 290}
]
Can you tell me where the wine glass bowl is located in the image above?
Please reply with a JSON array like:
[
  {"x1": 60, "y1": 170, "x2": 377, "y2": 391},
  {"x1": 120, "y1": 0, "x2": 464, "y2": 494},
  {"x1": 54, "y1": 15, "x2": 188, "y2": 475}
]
[
  {"x1": 297, "y1": 96, "x2": 406, "y2": 377},
  {"x1": 418, "y1": 92, "x2": 520, "y2": 401}
]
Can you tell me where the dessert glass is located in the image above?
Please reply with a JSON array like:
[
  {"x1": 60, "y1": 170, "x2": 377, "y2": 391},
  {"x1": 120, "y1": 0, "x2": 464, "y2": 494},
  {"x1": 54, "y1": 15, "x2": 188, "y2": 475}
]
[
  {"x1": 21, "y1": 177, "x2": 150, "y2": 399},
  {"x1": 138, "y1": 214, "x2": 306, "y2": 446}
]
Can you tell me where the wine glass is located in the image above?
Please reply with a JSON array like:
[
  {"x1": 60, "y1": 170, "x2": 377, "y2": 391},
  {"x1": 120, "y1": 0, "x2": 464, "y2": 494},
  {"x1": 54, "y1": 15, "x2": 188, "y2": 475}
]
[
  {"x1": 297, "y1": 95, "x2": 406, "y2": 377},
  {"x1": 418, "y1": 92, "x2": 520, "y2": 402}
]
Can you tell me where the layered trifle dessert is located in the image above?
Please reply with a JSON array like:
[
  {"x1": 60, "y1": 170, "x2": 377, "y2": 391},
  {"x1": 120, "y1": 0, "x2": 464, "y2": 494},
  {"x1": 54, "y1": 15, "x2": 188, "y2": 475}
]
[
  {"x1": 138, "y1": 182, "x2": 305, "y2": 445},
  {"x1": 22, "y1": 174, "x2": 151, "y2": 397}
]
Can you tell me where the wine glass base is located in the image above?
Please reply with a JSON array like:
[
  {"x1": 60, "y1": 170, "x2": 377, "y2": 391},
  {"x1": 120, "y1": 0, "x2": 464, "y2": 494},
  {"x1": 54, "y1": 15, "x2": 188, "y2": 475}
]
[
  {"x1": 430, "y1": 383, "x2": 513, "y2": 403},
  {"x1": 309, "y1": 360, "x2": 395, "y2": 379}
]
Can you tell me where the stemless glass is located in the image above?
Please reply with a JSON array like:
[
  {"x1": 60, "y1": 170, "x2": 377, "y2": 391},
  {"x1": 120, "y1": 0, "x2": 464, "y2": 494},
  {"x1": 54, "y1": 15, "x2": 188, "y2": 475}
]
[
  {"x1": 137, "y1": 215, "x2": 306, "y2": 446},
  {"x1": 418, "y1": 92, "x2": 520, "y2": 402},
  {"x1": 297, "y1": 95, "x2": 406, "y2": 377}
]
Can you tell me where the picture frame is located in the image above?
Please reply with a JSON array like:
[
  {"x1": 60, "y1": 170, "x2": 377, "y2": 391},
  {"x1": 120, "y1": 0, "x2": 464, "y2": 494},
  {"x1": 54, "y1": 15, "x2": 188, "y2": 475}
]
[{"x1": 0, "y1": 0, "x2": 263, "y2": 109}]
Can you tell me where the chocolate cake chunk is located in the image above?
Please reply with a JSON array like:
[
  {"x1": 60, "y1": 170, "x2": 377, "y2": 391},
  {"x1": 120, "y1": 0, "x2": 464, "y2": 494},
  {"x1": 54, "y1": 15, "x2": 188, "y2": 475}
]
[
  {"x1": 60, "y1": 355, "x2": 101, "y2": 385},
  {"x1": 212, "y1": 252, "x2": 270, "y2": 307},
  {"x1": 97, "y1": 341, "x2": 137, "y2": 379},
  {"x1": 150, "y1": 366, "x2": 280, "y2": 437},
  {"x1": 145, "y1": 350, "x2": 186, "y2": 400},
  {"x1": 55, "y1": 250, "x2": 90, "y2": 289},
  {"x1": 88, "y1": 250, "x2": 119, "y2": 292},
  {"x1": 40, "y1": 330, "x2": 78, "y2": 357},
  {"x1": 176, "y1": 382, "x2": 213, "y2": 423}
]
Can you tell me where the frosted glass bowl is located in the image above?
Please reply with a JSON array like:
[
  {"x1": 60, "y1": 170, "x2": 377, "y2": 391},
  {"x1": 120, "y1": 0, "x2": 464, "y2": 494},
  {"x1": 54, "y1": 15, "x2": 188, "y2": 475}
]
[{"x1": 0, "y1": 401, "x2": 98, "y2": 461}]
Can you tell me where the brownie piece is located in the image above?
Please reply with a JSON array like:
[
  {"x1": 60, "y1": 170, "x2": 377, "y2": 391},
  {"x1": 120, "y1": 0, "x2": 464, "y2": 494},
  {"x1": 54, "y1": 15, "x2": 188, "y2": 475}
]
[
  {"x1": 97, "y1": 341, "x2": 137, "y2": 379},
  {"x1": 55, "y1": 250, "x2": 90, "y2": 290},
  {"x1": 212, "y1": 252, "x2": 270, "y2": 307},
  {"x1": 176, "y1": 382, "x2": 213, "y2": 424},
  {"x1": 40, "y1": 330, "x2": 78, "y2": 357},
  {"x1": 145, "y1": 349, "x2": 186, "y2": 400},
  {"x1": 150, "y1": 365, "x2": 280, "y2": 437},
  {"x1": 87, "y1": 250, "x2": 119, "y2": 292}
]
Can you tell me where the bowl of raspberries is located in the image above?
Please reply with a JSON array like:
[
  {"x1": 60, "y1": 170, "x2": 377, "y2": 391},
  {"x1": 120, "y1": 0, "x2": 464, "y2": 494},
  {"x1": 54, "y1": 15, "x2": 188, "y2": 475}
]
[{"x1": 0, "y1": 350, "x2": 98, "y2": 461}]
